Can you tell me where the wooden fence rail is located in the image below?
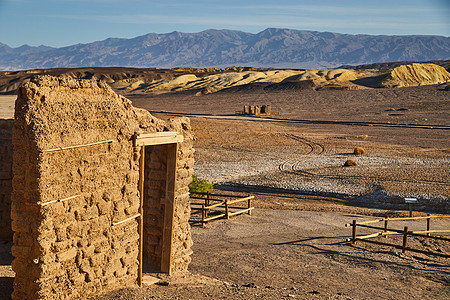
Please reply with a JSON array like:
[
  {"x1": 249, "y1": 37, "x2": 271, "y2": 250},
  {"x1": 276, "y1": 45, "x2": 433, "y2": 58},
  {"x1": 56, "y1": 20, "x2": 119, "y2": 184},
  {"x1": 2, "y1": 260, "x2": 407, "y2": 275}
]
[
  {"x1": 190, "y1": 192, "x2": 254, "y2": 227},
  {"x1": 346, "y1": 215, "x2": 450, "y2": 258}
]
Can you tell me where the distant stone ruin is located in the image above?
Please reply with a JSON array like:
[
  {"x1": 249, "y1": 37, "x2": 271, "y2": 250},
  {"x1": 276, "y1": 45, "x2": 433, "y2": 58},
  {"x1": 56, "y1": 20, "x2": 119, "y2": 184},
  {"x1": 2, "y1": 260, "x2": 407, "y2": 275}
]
[
  {"x1": 6, "y1": 76, "x2": 195, "y2": 299},
  {"x1": 241, "y1": 105, "x2": 271, "y2": 116}
]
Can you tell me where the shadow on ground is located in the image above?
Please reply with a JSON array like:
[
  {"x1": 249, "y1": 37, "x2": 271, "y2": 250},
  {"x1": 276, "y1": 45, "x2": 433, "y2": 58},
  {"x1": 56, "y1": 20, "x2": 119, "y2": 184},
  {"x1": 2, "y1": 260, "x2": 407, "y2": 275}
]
[{"x1": 214, "y1": 183, "x2": 447, "y2": 215}]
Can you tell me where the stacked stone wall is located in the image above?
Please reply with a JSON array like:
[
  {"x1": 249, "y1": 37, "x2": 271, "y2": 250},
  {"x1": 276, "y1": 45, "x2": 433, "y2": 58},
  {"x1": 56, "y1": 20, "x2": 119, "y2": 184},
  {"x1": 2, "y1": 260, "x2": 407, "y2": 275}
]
[
  {"x1": 11, "y1": 76, "x2": 194, "y2": 299},
  {"x1": 0, "y1": 119, "x2": 13, "y2": 241}
]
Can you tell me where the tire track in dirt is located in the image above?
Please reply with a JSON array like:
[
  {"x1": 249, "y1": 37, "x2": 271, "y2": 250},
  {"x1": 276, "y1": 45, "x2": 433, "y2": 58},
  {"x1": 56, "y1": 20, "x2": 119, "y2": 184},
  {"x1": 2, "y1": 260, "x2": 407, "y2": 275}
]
[
  {"x1": 220, "y1": 132, "x2": 447, "y2": 188},
  {"x1": 278, "y1": 134, "x2": 325, "y2": 177}
]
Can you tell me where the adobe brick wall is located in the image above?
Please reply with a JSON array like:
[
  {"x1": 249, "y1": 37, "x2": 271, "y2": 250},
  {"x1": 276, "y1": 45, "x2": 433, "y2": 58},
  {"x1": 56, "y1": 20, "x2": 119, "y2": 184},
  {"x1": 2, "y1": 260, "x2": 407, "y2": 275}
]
[
  {"x1": 11, "y1": 76, "x2": 194, "y2": 299},
  {"x1": 166, "y1": 117, "x2": 195, "y2": 272},
  {"x1": 0, "y1": 119, "x2": 13, "y2": 241}
]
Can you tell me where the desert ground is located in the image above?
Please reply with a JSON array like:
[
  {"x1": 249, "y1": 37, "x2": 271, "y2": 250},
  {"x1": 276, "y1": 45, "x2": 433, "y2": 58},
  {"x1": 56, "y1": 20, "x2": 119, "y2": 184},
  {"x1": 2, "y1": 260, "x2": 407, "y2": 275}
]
[
  {"x1": 0, "y1": 80, "x2": 449, "y2": 299},
  {"x1": 130, "y1": 84, "x2": 449, "y2": 299}
]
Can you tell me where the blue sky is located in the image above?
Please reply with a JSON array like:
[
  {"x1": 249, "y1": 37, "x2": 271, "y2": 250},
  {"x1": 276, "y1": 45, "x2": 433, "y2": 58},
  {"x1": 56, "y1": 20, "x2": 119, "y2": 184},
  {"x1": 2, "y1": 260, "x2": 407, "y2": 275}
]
[{"x1": 0, "y1": 0, "x2": 449, "y2": 48}]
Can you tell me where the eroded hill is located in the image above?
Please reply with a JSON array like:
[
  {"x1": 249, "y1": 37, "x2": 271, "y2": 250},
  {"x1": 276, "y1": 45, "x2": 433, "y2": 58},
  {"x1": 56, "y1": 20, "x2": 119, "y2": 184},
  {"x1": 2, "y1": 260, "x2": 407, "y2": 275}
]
[{"x1": 0, "y1": 63, "x2": 449, "y2": 96}]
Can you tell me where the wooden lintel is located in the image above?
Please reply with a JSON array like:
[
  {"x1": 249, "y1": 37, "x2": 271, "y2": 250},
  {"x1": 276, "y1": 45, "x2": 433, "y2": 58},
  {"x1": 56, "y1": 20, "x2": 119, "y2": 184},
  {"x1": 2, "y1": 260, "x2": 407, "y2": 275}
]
[{"x1": 134, "y1": 132, "x2": 183, "y2": 147}]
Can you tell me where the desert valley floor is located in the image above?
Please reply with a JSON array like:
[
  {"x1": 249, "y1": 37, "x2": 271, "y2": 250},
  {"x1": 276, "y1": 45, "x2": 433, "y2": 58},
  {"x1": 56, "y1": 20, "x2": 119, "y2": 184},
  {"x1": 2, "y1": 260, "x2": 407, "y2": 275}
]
[{"x1": 0, "y1": 83, "x2": 449, "y2": 299}]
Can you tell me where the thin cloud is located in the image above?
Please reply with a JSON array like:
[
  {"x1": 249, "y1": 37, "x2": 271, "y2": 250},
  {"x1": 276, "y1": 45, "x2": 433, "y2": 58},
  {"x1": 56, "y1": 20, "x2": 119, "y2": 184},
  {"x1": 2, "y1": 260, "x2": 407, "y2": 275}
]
[
  {"x1": 223, "y1": 4, "x2": 450, "y2": 15},
  {"x1": 37, "y1": 12, "x2": 447, "y2": 36}
]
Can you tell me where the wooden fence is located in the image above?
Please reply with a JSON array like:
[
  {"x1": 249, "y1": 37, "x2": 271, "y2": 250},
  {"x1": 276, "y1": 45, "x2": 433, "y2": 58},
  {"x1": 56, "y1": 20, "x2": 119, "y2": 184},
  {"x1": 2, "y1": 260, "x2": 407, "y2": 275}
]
[
  {"x1": 345, "y1": 215, "x2": 450, "y2": 258},
  {"x1": 190, "y1": 192, "x2": 254, "y2": 227}
]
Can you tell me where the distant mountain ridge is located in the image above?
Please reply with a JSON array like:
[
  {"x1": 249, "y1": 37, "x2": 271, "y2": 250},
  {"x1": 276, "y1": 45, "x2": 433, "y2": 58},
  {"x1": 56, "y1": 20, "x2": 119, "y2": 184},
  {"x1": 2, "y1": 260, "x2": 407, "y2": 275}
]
[{"x1": 1, "y1": 28, "x2": 449, "y2": 70}]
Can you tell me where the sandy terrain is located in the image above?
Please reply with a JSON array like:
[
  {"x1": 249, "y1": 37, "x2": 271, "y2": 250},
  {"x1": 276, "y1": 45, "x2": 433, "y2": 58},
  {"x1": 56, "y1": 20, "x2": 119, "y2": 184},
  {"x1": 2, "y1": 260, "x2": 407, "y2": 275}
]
[
  {"x1": 0, "y1": 96, "x2": 15, "y2": 119},
  {"x1": 1, "y1": 82, "x2": 449, "y2": 299}
]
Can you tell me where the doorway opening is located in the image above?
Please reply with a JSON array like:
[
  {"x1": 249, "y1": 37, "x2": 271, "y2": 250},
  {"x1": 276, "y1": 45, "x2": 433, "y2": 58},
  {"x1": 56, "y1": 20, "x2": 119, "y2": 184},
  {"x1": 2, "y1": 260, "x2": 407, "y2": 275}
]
[{"x1": 134, "y1": 132, "x2": 183, "y2": 285}]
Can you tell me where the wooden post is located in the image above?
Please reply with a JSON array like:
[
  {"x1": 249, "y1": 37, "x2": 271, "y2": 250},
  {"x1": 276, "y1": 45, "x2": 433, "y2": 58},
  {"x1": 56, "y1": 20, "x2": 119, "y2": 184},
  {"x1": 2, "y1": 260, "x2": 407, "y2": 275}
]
[
  {"x1": 202, "y1": 204, "x2": 206, "y2": 228},
  {"x1": 225, "y1": 199, "x2": 229, "y2": 219},
  {"x1": 402, "y1": 226, "x2": 409, "y2": 254},
  {"x1": 248, "y1": 195, "x2": 252, "y2": 215},
  {"x1": 384, "y1": 218, "x2": 389, "y2": 238},
  {"x1": 352, "y1": 220, "x2": 357, "y2": 244},
  {"x1": 426, "y1": 214, "x2": 431, "y2": 236},
  {"x1": 205, "y1": 191, "x2": 210, "y2": 221},
  {"x1": 138, "y1": 146, "x2": 145, "y2": 287},
  {"x1": 161, "y1": 143, "x2": 178, "y2": 275}
]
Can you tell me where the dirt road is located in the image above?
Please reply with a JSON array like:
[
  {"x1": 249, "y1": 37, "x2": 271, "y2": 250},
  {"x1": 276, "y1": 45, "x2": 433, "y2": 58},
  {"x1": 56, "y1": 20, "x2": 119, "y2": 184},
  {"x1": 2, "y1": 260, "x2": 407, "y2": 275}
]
[{"x1": 96, "y1": 209, "x2": 450, "y2": 299}]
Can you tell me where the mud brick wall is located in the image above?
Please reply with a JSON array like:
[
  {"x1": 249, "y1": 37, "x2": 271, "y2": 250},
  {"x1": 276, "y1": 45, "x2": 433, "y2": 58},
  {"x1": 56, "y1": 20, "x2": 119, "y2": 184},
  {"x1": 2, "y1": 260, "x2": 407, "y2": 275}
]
[
  {"x1": 11, "y1": 76, "x2": 194, "y2": 299},
  {"x1": 0, "y1": 119, "x2": 13, "y2": 241},
  {"x1": 168, "y1": 118, "x2": 195, "y2": 272}
]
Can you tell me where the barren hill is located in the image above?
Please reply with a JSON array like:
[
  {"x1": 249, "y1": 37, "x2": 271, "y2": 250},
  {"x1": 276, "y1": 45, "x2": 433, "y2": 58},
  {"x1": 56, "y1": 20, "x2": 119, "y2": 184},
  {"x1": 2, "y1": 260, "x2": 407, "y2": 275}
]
[
  {"x1": 382, "y1": 63, "x2": 450, "y2": 87},
  {"x1": 1, "y1": 63, "x2": 449, "y2": 96}
]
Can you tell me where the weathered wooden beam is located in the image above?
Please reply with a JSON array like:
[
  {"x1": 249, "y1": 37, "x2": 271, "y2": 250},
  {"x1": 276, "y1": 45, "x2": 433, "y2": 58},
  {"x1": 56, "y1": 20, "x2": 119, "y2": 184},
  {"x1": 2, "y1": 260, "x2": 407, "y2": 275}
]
[
  {"x1": 112, "y1": 213, "x2": 141, "y2": 226},
  {"x1": 228, "y1": 207, "x2": 254, "y2": 217},
  {"x1": 42, "y1": 139, "x2": 113, "y2": 152},
  {"x1": 134, "y1": 132, "x2": 183, "y2": 147},
  {"x1": 203, "y1": 213, "x2": 227, "y2": 222},
  {"x1": 138, "y1": 145, "x2": 145, "y2": 287}
]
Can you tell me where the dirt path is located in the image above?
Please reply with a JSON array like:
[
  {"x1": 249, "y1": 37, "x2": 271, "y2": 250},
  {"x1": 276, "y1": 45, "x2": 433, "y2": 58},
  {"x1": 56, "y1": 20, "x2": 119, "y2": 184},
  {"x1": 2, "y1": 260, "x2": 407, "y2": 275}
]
[
  {"x1": 100, "y1": 210, "x2": 449, "y2": 299},
  {"x1": 188, "y1": 210, "x2": 450, "y2": 299}
]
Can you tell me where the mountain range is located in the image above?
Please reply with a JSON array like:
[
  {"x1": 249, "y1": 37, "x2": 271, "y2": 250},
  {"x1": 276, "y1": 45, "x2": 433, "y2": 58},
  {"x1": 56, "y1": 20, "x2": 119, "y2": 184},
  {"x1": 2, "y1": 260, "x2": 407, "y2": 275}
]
[{"x1": 1, "y1": 28, "x2": 449, "y2": 71}]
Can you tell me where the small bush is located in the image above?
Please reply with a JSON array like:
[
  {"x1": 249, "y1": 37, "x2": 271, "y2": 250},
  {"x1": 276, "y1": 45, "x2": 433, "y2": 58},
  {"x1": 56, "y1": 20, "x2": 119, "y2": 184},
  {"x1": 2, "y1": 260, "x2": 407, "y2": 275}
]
[
  {"x1": 189, "y1": 174, "x2": 213, "y2": 196},
  {"x1": 343, "y1": 159, "x2": 358, "y2": 167},
  {"x1": 353, "y1": 147, "x2": 366, "y2": 156}
]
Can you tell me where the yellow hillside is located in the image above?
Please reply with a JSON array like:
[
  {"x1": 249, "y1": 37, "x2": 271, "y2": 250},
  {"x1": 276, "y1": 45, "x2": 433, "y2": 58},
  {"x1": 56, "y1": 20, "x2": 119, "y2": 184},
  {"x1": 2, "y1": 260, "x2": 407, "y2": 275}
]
[
  {"x1": 118, "y1": 68, "x2": 367, "y2": 94},
  {"x1": 383, "y1": 63, "x2": 450, "y2": 87},
  {"x1": 107, "y1": 63, "x2": 449, "y2": 94}
]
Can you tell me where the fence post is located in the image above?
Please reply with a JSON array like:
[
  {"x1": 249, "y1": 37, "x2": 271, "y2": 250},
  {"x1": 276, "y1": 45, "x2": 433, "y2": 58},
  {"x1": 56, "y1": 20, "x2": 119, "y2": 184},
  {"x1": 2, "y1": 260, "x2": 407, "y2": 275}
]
[
  {"x1": 352, "y1": 220, "x2": 357, "y2": 244},
  {"x1": 402, "y1": 226, "x2": 409, "y2": 254},
  {"x1": 384, "y1": 218, "x2": 389, "y2": 238},
  {"x1": 427, "y1": 214, "x2": 431, "y2": 236},
  {"x1": 202, "y1": 204, "x2": 206, "y2": 228},
  {"x1": 225, "y1": 199, "x2": 229, "y2": 219},
  {"x1": 248, "y1": 195, "x2": 252, "y2": 215}
]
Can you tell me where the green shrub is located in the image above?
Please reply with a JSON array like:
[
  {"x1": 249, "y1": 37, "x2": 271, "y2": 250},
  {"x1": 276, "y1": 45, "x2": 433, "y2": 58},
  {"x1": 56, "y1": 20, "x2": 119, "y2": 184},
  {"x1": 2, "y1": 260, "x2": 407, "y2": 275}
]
[{"x1": 189, "y1": 174, "x2": 213, "y2": 196}]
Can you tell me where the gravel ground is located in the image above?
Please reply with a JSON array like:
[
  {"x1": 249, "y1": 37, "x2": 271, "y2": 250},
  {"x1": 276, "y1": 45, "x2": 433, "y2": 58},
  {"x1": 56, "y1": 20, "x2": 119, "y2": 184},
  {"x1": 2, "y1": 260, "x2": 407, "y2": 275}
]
[{"x1": 191, "y1": 117, "x2": 449, "y2": 213}]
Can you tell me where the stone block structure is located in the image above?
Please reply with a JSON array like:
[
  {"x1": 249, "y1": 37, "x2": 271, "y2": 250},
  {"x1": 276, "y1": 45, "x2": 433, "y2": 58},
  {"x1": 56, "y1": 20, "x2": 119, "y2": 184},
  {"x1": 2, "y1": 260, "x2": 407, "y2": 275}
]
[
  {"x1": 242, "y1": 105, "x2": 271, "y2": 116},
  {"x1": 0, "y1": 119, "x2": 13, "y2": 241},
  {"x1": 10, "y1": 76, "x2": 194, "y2": 299}
]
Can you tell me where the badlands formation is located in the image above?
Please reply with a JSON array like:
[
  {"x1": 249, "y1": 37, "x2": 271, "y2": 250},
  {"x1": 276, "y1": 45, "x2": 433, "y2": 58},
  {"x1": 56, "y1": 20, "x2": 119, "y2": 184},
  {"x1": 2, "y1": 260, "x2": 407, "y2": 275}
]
[
  {"x1": 110, "y1": 63, "x2": 450, "y2": 94},
  {"x1": 1, "y1": 63, "x2": 449, "y2": 96}
]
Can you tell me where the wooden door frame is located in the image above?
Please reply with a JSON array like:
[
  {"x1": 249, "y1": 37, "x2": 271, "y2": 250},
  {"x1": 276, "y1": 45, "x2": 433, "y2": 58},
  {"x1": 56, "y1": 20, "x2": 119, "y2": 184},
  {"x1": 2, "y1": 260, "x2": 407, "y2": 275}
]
[{"x1": 134, "y1": 132, "x2": 183, "y2": 285}]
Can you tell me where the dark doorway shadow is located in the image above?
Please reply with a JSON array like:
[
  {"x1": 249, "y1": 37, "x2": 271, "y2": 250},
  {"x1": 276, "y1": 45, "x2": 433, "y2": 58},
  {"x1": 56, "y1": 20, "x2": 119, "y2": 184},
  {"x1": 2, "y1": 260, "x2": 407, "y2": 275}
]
[
  {"x1": 0, "y1": 277, "x2": 13, "y2": 300},
  {"x1": 0, "y1": 241, "x2": 14, "y2": 299}
]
